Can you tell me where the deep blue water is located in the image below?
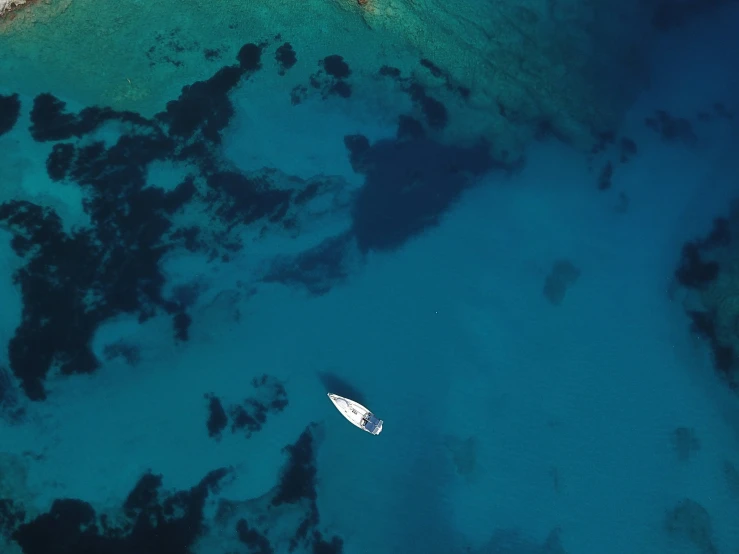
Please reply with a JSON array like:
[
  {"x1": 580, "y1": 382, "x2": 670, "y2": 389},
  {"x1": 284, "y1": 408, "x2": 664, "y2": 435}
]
[{"x1": 1, "y1": 1, "x2": 739, "y2": 553}]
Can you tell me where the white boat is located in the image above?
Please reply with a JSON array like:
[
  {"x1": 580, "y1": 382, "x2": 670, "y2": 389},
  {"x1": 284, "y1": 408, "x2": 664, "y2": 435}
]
[{"x1": 327, "y1": 393, "x2": 383, "y2": 435}]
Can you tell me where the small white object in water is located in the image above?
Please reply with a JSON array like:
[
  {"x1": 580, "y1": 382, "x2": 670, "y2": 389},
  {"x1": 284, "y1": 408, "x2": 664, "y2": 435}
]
[{"x1": 327, "y1": 393, "x2": 383, "y2": 435}]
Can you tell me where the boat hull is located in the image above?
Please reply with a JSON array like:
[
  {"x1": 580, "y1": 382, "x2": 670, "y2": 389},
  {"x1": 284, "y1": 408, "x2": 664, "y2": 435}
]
[{"x1": 328, "y1": 393, "x2": 383, "y2": 435}]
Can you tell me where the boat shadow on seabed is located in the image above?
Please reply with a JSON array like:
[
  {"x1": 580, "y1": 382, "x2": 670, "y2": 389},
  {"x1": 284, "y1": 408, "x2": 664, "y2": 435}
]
[{"x1": 317, "y1": 370, "x2": 368, "y2": 406}]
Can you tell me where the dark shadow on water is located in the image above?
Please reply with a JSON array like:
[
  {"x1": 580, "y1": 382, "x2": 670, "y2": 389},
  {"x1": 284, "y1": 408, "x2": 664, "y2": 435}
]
[{"x1": 317, "y1": 370, "x2": 367, "y2": 406}]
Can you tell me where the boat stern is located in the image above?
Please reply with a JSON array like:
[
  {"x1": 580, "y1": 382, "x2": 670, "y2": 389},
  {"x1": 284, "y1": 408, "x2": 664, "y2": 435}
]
[{"x1": 364, "y1": 414, "x2": 383, "y2": 435}]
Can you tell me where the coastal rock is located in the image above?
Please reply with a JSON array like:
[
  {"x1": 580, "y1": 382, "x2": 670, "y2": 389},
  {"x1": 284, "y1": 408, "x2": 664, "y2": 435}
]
[{"x1": 0, "y1": 0, "x2": 28, "y2": 18}]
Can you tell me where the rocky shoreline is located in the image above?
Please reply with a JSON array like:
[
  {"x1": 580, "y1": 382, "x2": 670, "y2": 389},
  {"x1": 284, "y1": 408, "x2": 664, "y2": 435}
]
[{"x1": 0, "y1": 0, "x2": 29, "y2": 18}]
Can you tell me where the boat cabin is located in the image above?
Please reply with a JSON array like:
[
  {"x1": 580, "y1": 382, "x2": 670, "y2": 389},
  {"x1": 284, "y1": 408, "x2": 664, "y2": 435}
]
[{"x1": 362, "y1": 414, "x2": 382, "y2": 434}]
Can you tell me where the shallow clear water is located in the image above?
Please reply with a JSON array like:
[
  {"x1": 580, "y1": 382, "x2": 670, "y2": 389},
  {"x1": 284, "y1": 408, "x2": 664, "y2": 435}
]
[{"x1": 1, "y1": 1, "x2": 739, "y2": 554}]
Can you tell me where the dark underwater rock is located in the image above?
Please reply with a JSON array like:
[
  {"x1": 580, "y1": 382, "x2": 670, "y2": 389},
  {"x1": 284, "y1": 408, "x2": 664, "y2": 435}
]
[
  {"x1": 0, "y1": 93, "x2": 21, "y2": 137},
  {"x1": 346, "y1": 134, "x2": 494, "y2": 253},
  {"x1": 543, "y1": 260, "x2": 581, "y2": 306},
  {"x1": 275, "y1": 43, "x2": 297, "y2": 75},
  {"x1": 10, "y1": 468, "x2": 229, "y2": 554}
]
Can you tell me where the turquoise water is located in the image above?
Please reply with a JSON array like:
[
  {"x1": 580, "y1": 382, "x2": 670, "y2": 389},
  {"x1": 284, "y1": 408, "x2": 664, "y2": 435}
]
[{"x1": 1, "y1": 1, "x2": 739, "y2": 553}]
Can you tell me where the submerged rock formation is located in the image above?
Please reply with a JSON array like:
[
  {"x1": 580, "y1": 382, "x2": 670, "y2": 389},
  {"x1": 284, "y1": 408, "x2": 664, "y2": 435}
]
[
  {"x1": 364, "y1": 0, "x2": 657, "y2": 151},
  {"x1": 0, "y1": 36, "x2": 506, "y2": 401},
  {"x1": 0, "y1": 424, "x2": 342, "y2": 554},
  {"x1": 2, "y1": 0, "x2": 725, "y2": 159},
  {"x1": 674, "y1": 201, "x2": 739, "y2": 388},
  {"x1": 543, "y1": 259, "x2": 581, "y2": 306},
  {"x1": 664, "y1": 498, "x2": 718, "y2": 554}
]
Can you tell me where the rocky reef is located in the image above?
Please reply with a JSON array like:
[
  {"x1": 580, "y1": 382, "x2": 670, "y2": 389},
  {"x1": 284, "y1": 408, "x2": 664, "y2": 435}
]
[
  {"x1": 0, "y1": 0, "x2": 29, "y2": 18},
  {"x1": 2, "y1": 0, "x2": 726, "y2": 161},
  {"x1": 364, "y1": 0, "x2": 657, "y2": 150},
  {"x1": 0, "y1": 423, "x2": 344, "y2": 554},
  {"x1": 674, "y1": 201, "x2": 739, "y2": 387}
]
